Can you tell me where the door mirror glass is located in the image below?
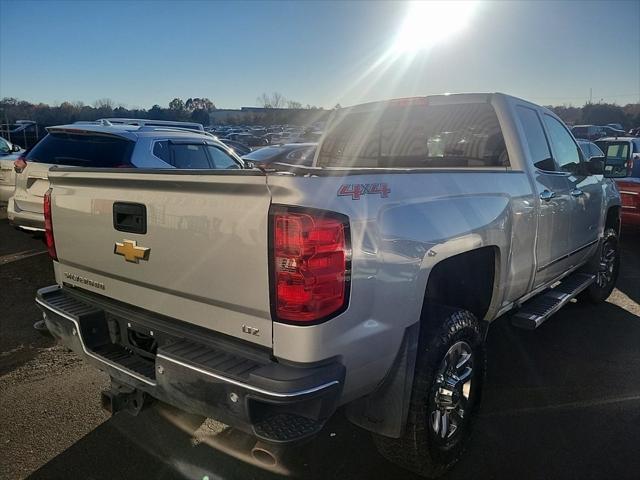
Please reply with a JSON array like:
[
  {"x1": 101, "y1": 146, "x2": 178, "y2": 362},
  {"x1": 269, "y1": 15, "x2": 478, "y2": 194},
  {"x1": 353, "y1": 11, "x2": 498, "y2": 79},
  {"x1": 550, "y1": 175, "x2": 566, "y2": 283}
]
[
  {"x1": 12, "y1": 143, "x2": 22, "y2": 152},
  {"x1": 603, "y1": 142, "x2": 630, "y2": 178},
  {"x1": 586, "y1": 155, "x2": 604, "y2": 175}
]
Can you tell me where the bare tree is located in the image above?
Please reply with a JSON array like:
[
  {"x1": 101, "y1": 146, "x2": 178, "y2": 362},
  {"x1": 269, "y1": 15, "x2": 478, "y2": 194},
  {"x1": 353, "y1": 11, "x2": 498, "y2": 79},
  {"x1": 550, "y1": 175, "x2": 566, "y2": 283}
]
[
  {"x1": 93, "y1": 98, "x2": 114, "y2": 109},
  {"x1": 257, "y1": 92, "x2": 287, "y2": 109}
]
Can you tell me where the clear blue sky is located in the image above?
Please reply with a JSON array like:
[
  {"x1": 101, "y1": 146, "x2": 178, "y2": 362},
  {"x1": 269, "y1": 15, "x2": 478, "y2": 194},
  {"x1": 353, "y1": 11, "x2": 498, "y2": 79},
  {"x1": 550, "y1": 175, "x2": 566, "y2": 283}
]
[{"x1": 1, "y1": 0, "x2": 638, "y2": 109}]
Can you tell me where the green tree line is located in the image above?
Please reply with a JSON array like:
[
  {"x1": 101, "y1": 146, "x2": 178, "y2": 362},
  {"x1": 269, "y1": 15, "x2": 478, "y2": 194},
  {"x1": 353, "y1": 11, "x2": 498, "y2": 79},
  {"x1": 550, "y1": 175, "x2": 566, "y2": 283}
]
[
  {"x1": 0, "y1": 97, "x2": 216, "y2": 127},
  {"x1": 1, "y1": 96, "x2": 638, "y2": 129}
]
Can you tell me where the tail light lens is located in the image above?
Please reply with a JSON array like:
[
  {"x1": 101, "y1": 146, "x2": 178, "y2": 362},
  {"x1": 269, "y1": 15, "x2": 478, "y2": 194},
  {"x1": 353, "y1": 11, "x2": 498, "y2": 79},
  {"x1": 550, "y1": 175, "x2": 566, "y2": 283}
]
[
  {"x1": 14, "y1": 157, "x2": 27, "y2": 173},
  {"x1": 43, "y1": 188, "x2": 57, "y2": 260},
  {"x1": 271, "y1": 206, "x2": 350, "y2": 324}
]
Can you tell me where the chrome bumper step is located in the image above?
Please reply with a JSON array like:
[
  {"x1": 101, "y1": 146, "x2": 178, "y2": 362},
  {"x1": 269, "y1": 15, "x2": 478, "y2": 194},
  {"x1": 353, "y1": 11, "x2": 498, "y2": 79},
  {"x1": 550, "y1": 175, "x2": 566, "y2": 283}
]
[{"x1": 511, "y1": 273, "x2": 595, "y2": 330}]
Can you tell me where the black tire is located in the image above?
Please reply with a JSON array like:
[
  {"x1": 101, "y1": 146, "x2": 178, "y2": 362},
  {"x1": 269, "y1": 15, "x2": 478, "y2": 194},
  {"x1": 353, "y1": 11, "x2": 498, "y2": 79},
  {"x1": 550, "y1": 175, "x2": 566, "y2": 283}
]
[
  {"x1": 373, "y1": 306, "x2": 486, "y2": 478},
  {"x1": 580, "y1": 228, "x2": 620, "y2": 304}
]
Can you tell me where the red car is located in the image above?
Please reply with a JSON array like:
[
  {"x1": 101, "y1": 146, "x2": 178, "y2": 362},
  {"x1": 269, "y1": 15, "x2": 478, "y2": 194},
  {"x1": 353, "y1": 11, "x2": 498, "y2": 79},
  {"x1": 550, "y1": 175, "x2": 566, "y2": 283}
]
[{"x1": 596, "y1": 137, "x2": 640, "y2": 228}]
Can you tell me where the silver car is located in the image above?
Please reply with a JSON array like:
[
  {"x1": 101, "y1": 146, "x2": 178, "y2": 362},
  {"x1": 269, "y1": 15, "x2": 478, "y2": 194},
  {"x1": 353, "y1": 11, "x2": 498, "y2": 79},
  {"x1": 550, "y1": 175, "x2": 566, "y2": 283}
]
[
  {"x1": 8, "y1": 120, "x2": 243, "y2": 230},
  {"x1": 0, "y1": 136, "x2": 24, "y2": 204}
]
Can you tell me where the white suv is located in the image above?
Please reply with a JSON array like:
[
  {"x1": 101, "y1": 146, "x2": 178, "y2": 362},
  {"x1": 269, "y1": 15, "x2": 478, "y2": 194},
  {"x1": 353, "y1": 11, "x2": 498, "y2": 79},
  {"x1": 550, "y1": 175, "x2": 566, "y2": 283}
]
[{"x1": 8, "y1": 120, "x2": 243, "y2": 231}]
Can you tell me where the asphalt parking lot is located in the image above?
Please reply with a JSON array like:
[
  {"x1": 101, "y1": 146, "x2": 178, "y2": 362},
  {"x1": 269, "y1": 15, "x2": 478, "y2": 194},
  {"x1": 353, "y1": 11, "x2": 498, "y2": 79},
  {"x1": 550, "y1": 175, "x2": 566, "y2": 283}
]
[{"x1": 1, "y1": 212, "x2": 639, "y2": 480}]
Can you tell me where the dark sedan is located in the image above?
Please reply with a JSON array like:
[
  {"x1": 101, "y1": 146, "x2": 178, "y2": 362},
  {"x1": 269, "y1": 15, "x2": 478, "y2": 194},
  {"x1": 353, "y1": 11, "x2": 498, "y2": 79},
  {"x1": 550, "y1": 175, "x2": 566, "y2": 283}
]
[{"x1": 241, "y1": 143, "x2": 317, "y2": 167}]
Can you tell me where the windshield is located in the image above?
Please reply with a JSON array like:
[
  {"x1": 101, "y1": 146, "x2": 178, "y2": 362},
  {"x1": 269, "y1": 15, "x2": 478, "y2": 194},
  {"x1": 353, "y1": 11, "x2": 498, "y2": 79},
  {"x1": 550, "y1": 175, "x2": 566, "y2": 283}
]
[
  {"x1": 25, "y1": 132, "x2": 134, "y2": 167},
  {"x1": 317, "y1": 102, "x2": 508, "y2": 168}
]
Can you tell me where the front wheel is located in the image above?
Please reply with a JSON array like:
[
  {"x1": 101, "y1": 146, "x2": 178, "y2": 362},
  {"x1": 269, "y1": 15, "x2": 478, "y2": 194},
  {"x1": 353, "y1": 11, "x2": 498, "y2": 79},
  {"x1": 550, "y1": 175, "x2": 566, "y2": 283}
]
[
  {"x1": 580, "y1": 228, "x2": 620, "y2": 304},
  {"x1": 373, "y1": 307, "x2": 485, "y2": 478}
]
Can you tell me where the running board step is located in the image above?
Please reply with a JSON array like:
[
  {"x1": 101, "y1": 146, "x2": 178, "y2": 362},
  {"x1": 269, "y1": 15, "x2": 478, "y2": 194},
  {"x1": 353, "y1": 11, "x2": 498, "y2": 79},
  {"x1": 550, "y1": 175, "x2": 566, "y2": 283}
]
[{"x1": 512, "y1": 273, "x2": 595, "y2": 330}]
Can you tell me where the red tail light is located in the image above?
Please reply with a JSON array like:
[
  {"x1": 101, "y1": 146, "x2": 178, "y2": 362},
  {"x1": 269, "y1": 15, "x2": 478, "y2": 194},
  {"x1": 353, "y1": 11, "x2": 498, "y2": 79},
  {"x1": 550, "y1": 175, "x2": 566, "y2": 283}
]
[
  {"x1": 43, "y1": 188, "x2": 57, "y2": 261},
  {"x1": 271, "y1": 206, "x2": 350, "y2": 324},
  {"x1": 14, "y1": 157, "x2": 27, "y2": 173}
]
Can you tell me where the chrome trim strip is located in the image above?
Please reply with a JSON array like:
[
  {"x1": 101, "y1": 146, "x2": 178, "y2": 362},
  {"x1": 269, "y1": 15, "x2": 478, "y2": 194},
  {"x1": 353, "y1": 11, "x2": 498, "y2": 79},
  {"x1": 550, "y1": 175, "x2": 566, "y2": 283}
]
[
  {"x1": 536, "y1": 238, "x2": 599, "y2": 273},
  {"x1": 35, "y1": 293, "x2": 156, "y2": 386},
  {"x1": 619, "y1": 190, "x2": 638, "y2": 195},
  {"x1": 156, "y1": 353, "x2": 339, "y2": 399}
]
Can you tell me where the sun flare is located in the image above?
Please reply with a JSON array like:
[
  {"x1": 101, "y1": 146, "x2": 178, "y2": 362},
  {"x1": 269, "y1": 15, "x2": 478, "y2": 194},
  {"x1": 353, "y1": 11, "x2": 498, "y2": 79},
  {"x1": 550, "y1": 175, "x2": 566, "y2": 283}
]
[{"x1": 392, "y1": 1, "x2": 480, "y2": 54}]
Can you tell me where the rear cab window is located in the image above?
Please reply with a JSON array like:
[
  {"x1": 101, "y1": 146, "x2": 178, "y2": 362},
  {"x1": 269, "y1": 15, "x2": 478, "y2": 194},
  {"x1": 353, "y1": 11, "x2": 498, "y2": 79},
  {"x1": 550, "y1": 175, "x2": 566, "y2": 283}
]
[
  {"x1": 317, "y1": 100, "x2": 509, "y2": 168},
  {"x1": 26, "y1": 132, "x2": 134, "y2": 167},
  {"x1": 601, "y1": 141, "x2": 631, "y2": 177}
]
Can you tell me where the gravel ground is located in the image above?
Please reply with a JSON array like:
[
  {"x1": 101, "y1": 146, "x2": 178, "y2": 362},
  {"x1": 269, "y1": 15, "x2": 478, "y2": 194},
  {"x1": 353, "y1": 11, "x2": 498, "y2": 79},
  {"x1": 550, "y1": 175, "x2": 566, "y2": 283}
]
[{"x1": 1, "y1": 215, "x2": 639, "y2": 480}]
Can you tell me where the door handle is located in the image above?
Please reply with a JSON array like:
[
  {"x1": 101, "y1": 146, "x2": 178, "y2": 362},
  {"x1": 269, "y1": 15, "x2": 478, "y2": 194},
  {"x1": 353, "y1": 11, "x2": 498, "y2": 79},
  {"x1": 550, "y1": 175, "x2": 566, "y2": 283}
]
[
  {"x1": 113, "y1": 202, "x2": 147, "y2": 234},
  {"x1": 570, "y1": 189, "x2": 584, "y2": 197},
  {"x1": 539, "y1": 190, "x2": 556, "y2": 201}
]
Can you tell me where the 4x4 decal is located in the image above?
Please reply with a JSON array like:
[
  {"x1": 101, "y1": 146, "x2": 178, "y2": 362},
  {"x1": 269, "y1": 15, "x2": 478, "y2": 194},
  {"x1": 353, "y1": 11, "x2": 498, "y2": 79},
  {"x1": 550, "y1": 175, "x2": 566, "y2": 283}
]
[{"x1": 338, "y1": 183, "x2": 390, "y2": 200}]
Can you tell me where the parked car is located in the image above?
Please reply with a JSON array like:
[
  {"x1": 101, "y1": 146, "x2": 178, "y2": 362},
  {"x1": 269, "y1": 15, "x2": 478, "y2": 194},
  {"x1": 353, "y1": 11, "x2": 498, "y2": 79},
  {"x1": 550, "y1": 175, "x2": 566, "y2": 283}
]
[
  {"x1": 0, "y1": 120, "x2": 42, "y2": 149},
  {"x1": 8, "y1": 121, "x2": 243, "y2": 231},
  {"x1": 241, "y1": 143, "x2": 317, "y2": 166},
  {"x1": 571, "y1": 124, "x2": 625, "y2": 141},
  {"x1": 233, "y1": 133, "x2": 269, "y2": 147},
  {"x1": 36, "y1": 93, "x2": 624, "y2": 477},
  {"x1": 601, "y1": 125, "x2": 627, "y2": 137},
  {"x1": 218, "y1": 139, "x2": 251, "y2": 156},
  {"x1": 595, "y1": 137, "x2": 640, "y2": 228},
  {"x1": 0, "y1": 136, "x2": 24, "y2": 203}
]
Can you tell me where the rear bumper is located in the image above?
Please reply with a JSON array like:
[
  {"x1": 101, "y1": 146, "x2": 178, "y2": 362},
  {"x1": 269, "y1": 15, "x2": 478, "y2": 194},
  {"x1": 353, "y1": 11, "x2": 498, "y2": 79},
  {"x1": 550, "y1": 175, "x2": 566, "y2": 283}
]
[
  {"x1": 7, "y1": 198, "x2": 44, "y2": 230},
  {"x1": 36, "y1": 285, "x2": 344, "y2": 443}
]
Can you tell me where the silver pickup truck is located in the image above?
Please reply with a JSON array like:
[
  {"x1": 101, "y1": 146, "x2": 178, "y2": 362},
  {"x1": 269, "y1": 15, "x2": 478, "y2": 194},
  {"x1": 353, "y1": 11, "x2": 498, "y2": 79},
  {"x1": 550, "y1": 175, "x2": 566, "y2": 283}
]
[{"x1": 36, "y1": 93, "x2": 625, "y2": 477}]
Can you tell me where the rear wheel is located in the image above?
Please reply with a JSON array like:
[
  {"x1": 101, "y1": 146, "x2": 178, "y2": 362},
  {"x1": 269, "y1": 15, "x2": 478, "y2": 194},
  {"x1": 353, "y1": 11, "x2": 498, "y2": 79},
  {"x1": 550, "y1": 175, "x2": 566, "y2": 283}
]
[
  {"x1": 580, "y1": 228, "x2": 620, "y2": 304},
  {"x1": 373, "y1": 307, "x2": 485, "y2": 478}
]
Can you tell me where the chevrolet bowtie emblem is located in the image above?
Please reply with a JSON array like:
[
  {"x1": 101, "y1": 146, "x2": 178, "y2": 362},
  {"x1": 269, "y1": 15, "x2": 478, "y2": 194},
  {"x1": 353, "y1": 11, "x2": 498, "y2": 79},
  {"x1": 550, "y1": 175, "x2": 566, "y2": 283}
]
[{"x1": 114, "y1": 240, "x2": 150, "y2": 263}]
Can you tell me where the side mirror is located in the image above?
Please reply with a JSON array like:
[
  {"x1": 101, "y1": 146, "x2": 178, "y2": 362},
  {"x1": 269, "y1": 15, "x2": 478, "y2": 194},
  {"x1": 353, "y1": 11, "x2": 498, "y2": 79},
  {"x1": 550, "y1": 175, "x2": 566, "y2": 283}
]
[
  {"x1": 586, "y1": 155, "x2": 604, "y2": 175},
  {"x1": 12, "y1": 144, "x2": 21, "y2": 152}
]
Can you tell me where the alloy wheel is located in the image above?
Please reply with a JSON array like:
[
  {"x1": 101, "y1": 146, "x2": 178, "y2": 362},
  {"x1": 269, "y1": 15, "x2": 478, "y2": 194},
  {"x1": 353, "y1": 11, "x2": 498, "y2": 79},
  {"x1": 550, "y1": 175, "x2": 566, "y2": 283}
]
[{"x1": 430, "y1": 340, "x2": 474, "y2": 442}]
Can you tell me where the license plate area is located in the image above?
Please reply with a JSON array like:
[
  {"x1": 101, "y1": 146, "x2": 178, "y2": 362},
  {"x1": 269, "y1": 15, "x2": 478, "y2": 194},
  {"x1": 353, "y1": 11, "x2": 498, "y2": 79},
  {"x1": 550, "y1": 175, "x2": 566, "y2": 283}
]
[
  {"x1": 79, "y1": 312, "x2": 157, "y2": 381},
  {"x1": 106, "y1": 313, "x2": 158, "y2": 361}
]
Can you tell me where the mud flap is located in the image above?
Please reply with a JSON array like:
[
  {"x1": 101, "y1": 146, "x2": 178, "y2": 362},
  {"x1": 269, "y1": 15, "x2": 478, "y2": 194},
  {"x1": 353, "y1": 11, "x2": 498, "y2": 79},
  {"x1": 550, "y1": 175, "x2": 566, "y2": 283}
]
[{"x1": 344, "y1": 322, "x2": 419, "y2": 438}]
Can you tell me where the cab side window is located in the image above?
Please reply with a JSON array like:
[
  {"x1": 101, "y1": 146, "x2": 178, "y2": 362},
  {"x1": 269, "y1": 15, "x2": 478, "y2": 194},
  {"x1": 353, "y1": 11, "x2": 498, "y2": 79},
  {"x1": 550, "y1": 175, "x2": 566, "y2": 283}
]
[
  {"x1": 542, "y1": 114, "x2": 582, "y2": 173},
  {"x1": 171, "y1": 144, "x2": 210, "y2": 169},
  {"x1": 153, "y1": 141, "x2": 212, "y2": 169},
  {"x1": 516, "y1": 106, "x2": 554, "y2": 171}
]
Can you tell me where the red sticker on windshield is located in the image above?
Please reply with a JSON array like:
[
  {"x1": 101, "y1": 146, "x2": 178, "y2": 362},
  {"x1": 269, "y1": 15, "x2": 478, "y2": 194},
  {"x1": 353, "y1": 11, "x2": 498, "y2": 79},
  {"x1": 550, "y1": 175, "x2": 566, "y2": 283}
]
[{"x1": 338, "y1": 183, "x2": 390, "y2": 200}]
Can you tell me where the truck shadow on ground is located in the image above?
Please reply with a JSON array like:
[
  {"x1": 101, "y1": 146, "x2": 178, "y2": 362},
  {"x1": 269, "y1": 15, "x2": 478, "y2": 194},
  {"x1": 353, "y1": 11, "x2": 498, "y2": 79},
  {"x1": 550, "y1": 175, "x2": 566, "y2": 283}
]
[
  {"x1": 0, "y1": 252, "x2": 55, "y2": 376},
  {"x1": 28, "y1": 231, "x2": 640, "y2": 480},
  {"x1": 28, "y1": 299, "x2": 640, "y2": 480}
]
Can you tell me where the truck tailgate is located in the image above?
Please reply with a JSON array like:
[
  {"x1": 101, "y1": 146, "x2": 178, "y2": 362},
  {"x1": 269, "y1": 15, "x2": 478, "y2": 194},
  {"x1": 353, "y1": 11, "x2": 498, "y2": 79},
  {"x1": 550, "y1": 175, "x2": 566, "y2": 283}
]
[{"x1": 48, "y1": 169, "x2": 273, "y2": 347}]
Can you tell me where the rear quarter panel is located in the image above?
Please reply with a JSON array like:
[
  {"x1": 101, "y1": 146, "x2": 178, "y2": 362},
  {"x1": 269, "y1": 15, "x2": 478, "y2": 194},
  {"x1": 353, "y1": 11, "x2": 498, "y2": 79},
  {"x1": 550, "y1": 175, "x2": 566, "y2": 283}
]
[{"x1": 268, "y1": 170, "x2": 536, "y2": 402}]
